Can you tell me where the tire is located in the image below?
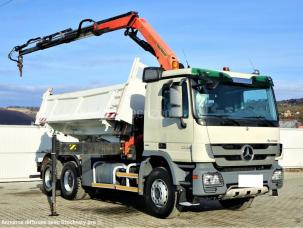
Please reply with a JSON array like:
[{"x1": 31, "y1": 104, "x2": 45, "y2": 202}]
[
  {"x1": 219, "y1": 197, "x2": 254, "y2": 210},
  {"x1": 41, "y1": 159, "x2": 61, "y2": 196},
  {"x1": 84, "y1": 187, "x2": 101, "y2": 199},
  {"x1": 60, "y1": 161, "x2": 87, "y2": 200},
  {"x1": 144, "y1": 167, "x2": 180, "y2": 218}
]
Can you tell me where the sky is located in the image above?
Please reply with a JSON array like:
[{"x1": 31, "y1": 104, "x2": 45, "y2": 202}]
[{"x1": 0, "y1": 0, "x2": 302, "y2": 107}]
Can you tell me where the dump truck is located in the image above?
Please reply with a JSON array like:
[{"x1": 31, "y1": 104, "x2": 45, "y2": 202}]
[{"x1": 9, "y1": 12, "x2": 283, "y2": 218}]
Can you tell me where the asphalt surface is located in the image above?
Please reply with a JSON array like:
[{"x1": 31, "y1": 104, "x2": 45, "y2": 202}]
[{"x1": 0, "y1": 172, "x2": 302, "y2": 227}]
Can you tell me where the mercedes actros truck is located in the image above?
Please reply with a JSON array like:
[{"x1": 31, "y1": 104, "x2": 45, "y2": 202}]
[{"x1": 9, "y1": 12, "x2": 283, "y2": 218}]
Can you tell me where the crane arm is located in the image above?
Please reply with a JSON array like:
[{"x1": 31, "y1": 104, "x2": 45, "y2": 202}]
[{"x1": 8, "y1": 11, "x2": 181, "y2": 77}]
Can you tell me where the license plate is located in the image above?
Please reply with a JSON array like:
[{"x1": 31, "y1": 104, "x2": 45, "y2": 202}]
[{"x1": 238, "y1": 175, "x2": 263, "y2": 187}]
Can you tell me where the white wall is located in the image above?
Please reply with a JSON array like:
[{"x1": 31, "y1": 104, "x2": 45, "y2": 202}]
[
  {"x1": 0, "y1": 125, "x2": 51, "y2": 182},
  {"x1": 0, "y1": 126, "x2": 301, "y2": 182},
  {"x1": 279, "y1": 128, "x2": 303, "y2": 168}
]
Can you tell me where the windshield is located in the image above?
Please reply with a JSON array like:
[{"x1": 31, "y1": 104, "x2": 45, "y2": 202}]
[{"x1": 192, "y1": 80, "x2": 278, "y2": 122}]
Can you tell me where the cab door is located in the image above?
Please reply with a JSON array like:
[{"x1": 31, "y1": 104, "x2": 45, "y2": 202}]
[{"x1": 156, "y1": 78, "x2": 193, "y2": 162}]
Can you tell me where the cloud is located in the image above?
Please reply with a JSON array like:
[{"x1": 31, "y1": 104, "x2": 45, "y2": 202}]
[
  {"x1": 0, "y1": 77, "x2": 301, "y2": 107},
  {"x1": 20, "y1": 55, "x2": 134, "y2": 73},
  {"x1": 274, "y1": 80, "x2": 303, "y2": 100},
  {"x1": 0, "y1": 68, "x2": 16, "y2": 75},
  {"x1": 0, "y1": 83, "x2": 104, "y2": 107}
]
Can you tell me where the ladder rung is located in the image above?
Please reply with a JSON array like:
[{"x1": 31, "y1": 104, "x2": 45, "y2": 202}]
[
  {"x1": 116, "y1": 172, "x2": 139, "y2": 179},
  {"x1": 115, "y1": 185, "x2": 138, "y2": 192},
  {"x1": 92, "y1": 183, "x2": 115, "y2": 189},
  {"x1": 91, "y1": 182, "x2": 138, "y2": 193}
]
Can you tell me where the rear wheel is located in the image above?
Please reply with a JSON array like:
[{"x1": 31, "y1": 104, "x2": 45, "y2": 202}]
[
  {"x1": 60, "y1": 162, "x2": 87, "y2": 200},
  {"x1": 41, "y1": 160, "x2": 53, "y2": 196},
  {"x1": 219, "y1": 197, "x2": 254, "y2": 210},
  {"x1": 144, "y1": 167, "x2": 180, "y2": 218},
  {"x1": 41, "y1": 159, "x2": 61, "y2": 196}
]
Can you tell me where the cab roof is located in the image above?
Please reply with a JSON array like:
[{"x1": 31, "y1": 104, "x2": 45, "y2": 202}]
[
  {"x1": 162, "y1": 67, "x2": 273, "y2": 85},
  {"x1": 162, "y1": 67, "x2": 268, "y2": 79}
]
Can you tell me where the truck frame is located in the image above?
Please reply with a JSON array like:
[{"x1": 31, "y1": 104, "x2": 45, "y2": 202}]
[{"x1": 10, "y1": 12, "x2": 283, "y2": 218}]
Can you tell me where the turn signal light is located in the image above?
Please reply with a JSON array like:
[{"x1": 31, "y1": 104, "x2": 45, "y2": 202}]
[
  {"x1": 192, "y1": 175, "x2": 198, "y2": 180},
  {"x1": 172, "y1": 61, "x2": 179, "y2": 69}
]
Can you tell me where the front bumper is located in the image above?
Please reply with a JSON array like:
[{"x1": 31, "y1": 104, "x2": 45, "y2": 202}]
[{"x1": 192, "y1": 162, "x2": 283, "y2": 198}]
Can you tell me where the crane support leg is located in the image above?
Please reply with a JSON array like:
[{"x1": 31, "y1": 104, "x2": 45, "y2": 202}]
[{"x1": 50, "y1": 134, "x2": 59, "y2": 216}]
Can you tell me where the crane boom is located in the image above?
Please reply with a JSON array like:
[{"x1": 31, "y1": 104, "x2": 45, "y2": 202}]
[{"x1": 8, "y1": 11, "x2": 181, "y2": 77}]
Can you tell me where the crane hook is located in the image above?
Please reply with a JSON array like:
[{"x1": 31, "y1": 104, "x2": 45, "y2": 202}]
[
  {"x1": 17, "y1": 54, "x2": 23, "y2": 77},
  {"x1": 8, "y1": 47, "x2": 23, "y2": 77}
]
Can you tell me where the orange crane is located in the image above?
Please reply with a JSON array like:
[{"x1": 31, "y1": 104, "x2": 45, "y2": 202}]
[{"x1": 9, "y1": 11, "x2": 181, "y2": 77}]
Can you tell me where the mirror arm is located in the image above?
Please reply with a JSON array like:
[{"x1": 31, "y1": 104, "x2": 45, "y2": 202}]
[
  {"x1": 180, "y1": 117, "x2": 187, "y2": 128},
  {"x1": 166, "y1": 80, "x2": 174, "y2": 88},
  {"x1": 179, "y1": 78, "x2": 187, "y2": 86}
]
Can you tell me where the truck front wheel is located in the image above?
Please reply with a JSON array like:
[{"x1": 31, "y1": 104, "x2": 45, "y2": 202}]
[
  {"x1": 60, "y1": 162, "x2": 87, "y2": 200},
  {"x1": 219, "y1": 197, "x2": 254, "y2": 210},
  {"x1": 144, "y1": 167, "x2": 180, "y2": 218}
]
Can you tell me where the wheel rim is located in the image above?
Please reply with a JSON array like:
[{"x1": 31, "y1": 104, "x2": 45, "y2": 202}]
[
  {"x1": 63, "y1": 170, "x2": 75, "y2": 193},
  {"x1": 44, "y1": 167, "x2": 52, "y2": 190},
  {"x1": 151, "y1": 179, "x2": 168, "y2": 208}
]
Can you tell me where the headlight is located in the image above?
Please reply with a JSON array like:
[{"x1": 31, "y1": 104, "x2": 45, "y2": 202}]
[
  {"x1": 203, "y1": 172, "x2": 224, "y2": 187},
  {"x1": 272, "y1": 169, "x2": 283, "y2": 182}
]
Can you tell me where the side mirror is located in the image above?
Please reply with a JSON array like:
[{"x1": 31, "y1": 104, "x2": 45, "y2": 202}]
[
  {"x1": 169, "y1": 85, "x2": 183, "y2": 118},
  {"x1": 142, "y1": 67, "x2": 163, "y2": 82}
]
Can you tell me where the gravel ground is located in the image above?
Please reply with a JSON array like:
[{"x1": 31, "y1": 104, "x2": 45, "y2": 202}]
[{"x1": 0, "y1": 172, "x2": 302, "y2": 227}]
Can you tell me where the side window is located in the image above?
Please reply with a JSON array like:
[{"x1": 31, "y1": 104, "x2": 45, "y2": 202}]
[
  {"x1": 162, "y1": 87, "x2": 171, "y2": 117},
  {"x1": 162, "y1": 82, "x2": 189, "y2": 118},
  {"x1": 182, "y1": 82, "x2": 189, "y2": 118}
]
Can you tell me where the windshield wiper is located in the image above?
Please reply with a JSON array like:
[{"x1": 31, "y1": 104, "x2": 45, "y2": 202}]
[
  {"x1": 207, "y1": 115, "x2": 241, "y2": 126},
  {"x1": 244, "y1": 116, "x2": 275, "y2": 126}
]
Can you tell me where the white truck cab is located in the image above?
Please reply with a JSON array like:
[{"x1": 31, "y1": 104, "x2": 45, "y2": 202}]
[{"x1": 141, "y1": 65, "x2": 283, "y2": 213}]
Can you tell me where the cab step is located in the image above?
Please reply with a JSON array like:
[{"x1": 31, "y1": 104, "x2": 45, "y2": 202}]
[{"x1": 179, "y1": 202, "x2": 200, "y2": 207}]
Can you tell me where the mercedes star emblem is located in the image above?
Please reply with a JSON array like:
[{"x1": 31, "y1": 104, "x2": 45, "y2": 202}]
[{"x1": 241, "y1": 145, "x2": 254, "y2": 161}]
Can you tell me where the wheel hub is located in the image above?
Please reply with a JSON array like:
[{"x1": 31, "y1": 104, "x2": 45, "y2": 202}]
[
  {"x1": 151, "y1": 179, "x2": 168, "y2": 207},
  {"x1": 64, "y1": 170, "x2": 74, "y2": 193},
  {"x1": 44, "y1": 167, "x2": 52, "y2": 189}
]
